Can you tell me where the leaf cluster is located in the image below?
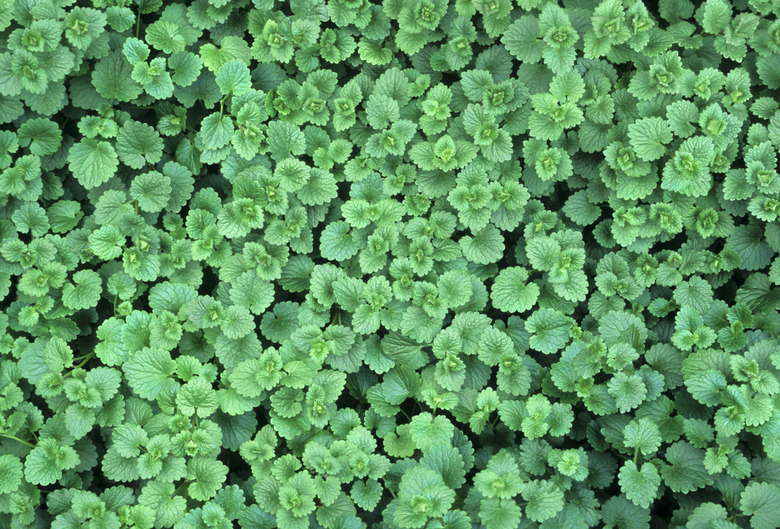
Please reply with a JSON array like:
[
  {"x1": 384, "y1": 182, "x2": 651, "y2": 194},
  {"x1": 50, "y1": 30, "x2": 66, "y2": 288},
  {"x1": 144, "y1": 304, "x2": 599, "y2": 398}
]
[{"x1": 1, "y1": 0, "x2": 780, "y2": 528}]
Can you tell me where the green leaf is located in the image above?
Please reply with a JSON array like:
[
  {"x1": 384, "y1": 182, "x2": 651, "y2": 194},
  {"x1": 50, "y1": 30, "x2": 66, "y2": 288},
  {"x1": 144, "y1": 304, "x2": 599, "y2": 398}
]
[
  {"x1": 740, "y1": 482, "x2": 780, "y2": 529},
  {"x1": 24, "y1": 438, "x2": 79, "y2": 486},
  {"x1": 491, "y1": 266, "x2": 540, "y2": 313},
  {"x1": 62, "y1": 269, "x2": 102, "y2": 310},
  {"x1": 176, "y1": 377, "x2": 219, "y2": 418},
  {"x1": 437, "y1": 269, "x2": 473, "y2": 309},
  {"x1": 92, "y1": 50, "x2": 144, "y2": 102},
  {"x1": 47, "y1": 200, "x2": 83, "y2": 233},
  {"x1": 169, "y1": 51, "x2": 203, "y2": 87},
  {"x1": 394, "y1": 467, "x2": 455, "y2": 528},
  {"x1": 460, "y1": 225, "x2": 505, "y2": 265},
  {"x1": 68, "y1": 138, "x2": 119, "y2": 189},
  {"x1": 627, "y1": 117, "x2": 672, "y2": 161},
  {"x1": 123, "y1": 347, "x2": 178, "y2": 400},
  {"x1": 702, "y1": 0, "x2": 732, "y2": 34},
  {"x1": 618, "y1": 461, "x2": 661, "y2": 509},
  {"x1": 608, "y1": 372, "x2": 647, "y2": 413},
  {"x1": 221, "y1": 305, "x2": 254, "y2": 339},
  {"x1": 320, "y1": 221, "x2": 359, "y2": 261},
  {"x1": 660, "y1": 136, "x2": 715, "y2": 197},
  {"x1": 480, "y1": 498, "x2": 522, "y2": 529},
  {"x1": 351, "y1": 479, "x2": 383, "y2": 511},
  {"x1": 661, "y1": 441, "x2": 713, "y2": 494},
  {"x1": 146, "y1": 20, "x2": 187, "y2": 54},
  {"x1": 200, "y1": 112, "x2": 234, "y2": 150},
  {"x1": 187, "y1": 456, "x2": 228, "y2": 501},
  {"x1": 116, "y1": 120, "x2": 164, "y2": 169},
  {"x1": 521, "y1": 479, "x2": 564, "y2": 523},
  {"x1": 139, "y1": 481, "x2": 187, "y2": 528},
  {"x1": 0, "y1": 0, "x2": 13, "y2": 32},
  {"x1": 726, "y1": 224, "x2": 774, "y2": 271},
  {"x1": 216, "y1": 60, "x2": 252, "y2": 96},
  {"x1": 526, "y1": 309, "x2": 571, "y2": 354},
  {"x1": 18, "y1": 118, "x2": 62, "y2": 156},
  {"x1": 64, "y1": 7, "x2": 106, "y2": 50},
  {"x1": 502, "y1": 16, "x2": 543, "y2": 64},
  {"x1": 601, "y1": 495, "x2": 651, "y2": 529},
  {"x1": 0, "y1": 454, "x2": 23, "y2": 494},
  {"x1": 623, "y1": 418, "x2": 662, "y2": 457},
  {"x1": 130, "y1": 171, "x2": 172, "y2": 212},
  {"x1": 409, "y1": 412, "x2": 455, "y2": 452}
]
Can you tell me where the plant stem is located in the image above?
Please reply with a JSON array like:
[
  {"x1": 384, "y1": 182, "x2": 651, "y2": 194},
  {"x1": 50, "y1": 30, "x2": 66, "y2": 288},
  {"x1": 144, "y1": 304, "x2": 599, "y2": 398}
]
[
  {"x1": 75, "y1": 352, "x2": 96, "y2": 369},
  {"x1": 1, "y1": 433, "x2": 35, "y2": 448},
  {"x1": 63, "y1": 352, "x2": 96, "y2": 378}
]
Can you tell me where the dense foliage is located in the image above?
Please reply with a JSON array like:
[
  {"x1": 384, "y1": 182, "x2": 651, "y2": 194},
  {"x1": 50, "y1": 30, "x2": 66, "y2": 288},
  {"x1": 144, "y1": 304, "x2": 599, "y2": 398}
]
[{"x1": 2, "y1": 0, "x2": 780, "y2": 527}]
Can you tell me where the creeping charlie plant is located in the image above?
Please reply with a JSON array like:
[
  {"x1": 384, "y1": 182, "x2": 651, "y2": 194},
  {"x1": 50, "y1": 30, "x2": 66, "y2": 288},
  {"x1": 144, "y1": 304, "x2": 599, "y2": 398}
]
[{"x1": 1, "y1": 0, "x2": 780, "y2": 528}]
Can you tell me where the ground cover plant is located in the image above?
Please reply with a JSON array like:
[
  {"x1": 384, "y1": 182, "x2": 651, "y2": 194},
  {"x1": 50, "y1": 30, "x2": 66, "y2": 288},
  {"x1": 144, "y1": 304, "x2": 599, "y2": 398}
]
[{"x1": 2, "y1": 0, "x2": 780, "y2": 527}]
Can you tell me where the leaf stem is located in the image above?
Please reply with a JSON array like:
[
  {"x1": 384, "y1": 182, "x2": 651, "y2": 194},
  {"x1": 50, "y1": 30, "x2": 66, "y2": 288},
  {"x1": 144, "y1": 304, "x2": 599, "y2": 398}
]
[
  {"x1": 75, "y1": 351, "x2": 96, "y2": 369},
  {"x1": 1, "y1": 433, "x2": 35, "y2": 448},
  {"x1": 63, "y1": 352, "x2": 96, "y2": 378},
  {"x1": 382, "y1": 479, "x2": 396, "y2": 499}
]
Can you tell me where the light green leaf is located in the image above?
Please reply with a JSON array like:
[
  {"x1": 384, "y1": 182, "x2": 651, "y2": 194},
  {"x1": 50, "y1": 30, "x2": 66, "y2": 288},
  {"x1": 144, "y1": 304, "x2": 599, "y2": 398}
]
[
  {"x1": 68, "y1": 138, "x2": 119, "y2": 189},
  {"x1": 618, "y1": 461, "x2": 661, "y2": 509},
  {"x1": 123, "y1": 347, "x2": 178, "y2": 400}
]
